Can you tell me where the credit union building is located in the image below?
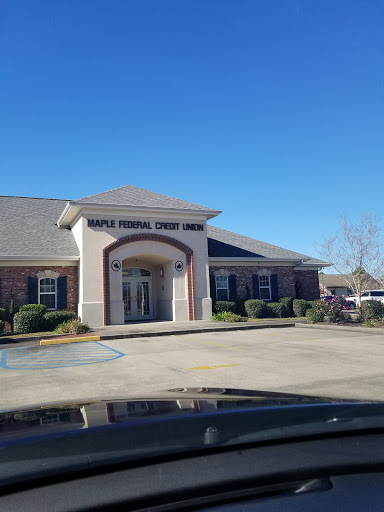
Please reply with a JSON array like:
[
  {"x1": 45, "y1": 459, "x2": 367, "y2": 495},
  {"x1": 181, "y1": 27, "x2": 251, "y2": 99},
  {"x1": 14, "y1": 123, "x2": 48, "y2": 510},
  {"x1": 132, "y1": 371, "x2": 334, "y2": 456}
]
[{"x1": 0, "y1": 185, "x2": 326, "y2": 325}]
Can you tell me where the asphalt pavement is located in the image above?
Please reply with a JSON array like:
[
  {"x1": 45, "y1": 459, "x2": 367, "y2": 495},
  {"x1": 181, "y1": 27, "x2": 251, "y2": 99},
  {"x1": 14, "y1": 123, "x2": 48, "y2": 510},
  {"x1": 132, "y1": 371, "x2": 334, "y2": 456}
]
[{"x1": 1, "y1": 327, "x2": 384, "y2": 410}]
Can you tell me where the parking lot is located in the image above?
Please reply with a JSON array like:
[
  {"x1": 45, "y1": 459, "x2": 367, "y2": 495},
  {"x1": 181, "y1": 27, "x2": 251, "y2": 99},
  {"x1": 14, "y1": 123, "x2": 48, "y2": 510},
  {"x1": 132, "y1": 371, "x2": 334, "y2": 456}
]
[{"x1": 1, "y1": 326, "x2": 384, "y2": 410}]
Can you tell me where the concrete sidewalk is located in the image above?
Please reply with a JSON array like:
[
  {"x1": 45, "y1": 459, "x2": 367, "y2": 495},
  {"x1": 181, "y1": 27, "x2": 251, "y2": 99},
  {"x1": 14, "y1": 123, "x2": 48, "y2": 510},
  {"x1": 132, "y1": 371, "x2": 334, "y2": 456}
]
[{"x1": 39, "y1": 319, "x2": 297, "y2": 345}]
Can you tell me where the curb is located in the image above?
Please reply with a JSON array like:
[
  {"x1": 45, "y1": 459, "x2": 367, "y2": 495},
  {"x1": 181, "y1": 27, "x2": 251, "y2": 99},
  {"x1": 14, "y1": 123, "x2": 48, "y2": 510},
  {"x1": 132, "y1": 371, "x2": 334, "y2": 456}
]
[
  {"x1": 296, "y1": 323, "x2": 384, "y2": 335},
  {"x1": 39, "y1": 322, "x2": 296, "y2": 345},
  {"x1": 40, "y1": 335, "x2": 101, "y2": 346}
]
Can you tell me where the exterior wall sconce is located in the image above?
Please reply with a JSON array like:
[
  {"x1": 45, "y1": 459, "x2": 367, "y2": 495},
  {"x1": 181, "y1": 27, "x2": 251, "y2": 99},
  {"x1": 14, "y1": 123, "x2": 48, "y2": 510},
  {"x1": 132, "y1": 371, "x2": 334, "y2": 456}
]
[{"x1": 160, "y1": 268, "x2": 164, "y2": 278}]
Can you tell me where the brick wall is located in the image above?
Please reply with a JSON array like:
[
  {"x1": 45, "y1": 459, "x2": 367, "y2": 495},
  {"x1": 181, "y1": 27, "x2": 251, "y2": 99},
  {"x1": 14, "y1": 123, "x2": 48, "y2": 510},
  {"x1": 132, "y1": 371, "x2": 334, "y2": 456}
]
[
  {"x1": 0, "y1": 266, "x2": 78, "y2": 313},
  {"x1": 293, "y1": 269, "x2": 320, "y2": 300},
  {"x1": 209, "y1": 266, "x2": 297, "y2": 299}
]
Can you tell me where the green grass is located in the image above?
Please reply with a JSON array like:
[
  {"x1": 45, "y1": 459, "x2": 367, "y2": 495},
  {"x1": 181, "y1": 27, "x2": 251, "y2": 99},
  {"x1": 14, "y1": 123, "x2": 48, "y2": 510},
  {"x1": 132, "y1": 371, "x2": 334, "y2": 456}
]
[{"x1": 0, "y1": 331, "x2": 57, "y2": 339}]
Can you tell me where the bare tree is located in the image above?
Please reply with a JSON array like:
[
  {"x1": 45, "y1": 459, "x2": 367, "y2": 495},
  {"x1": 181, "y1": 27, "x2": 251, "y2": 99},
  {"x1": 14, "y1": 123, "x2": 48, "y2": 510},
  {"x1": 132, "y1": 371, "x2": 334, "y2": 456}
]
[{"x1": 319, "y1": 214, "x2": 384, "y2": 305}]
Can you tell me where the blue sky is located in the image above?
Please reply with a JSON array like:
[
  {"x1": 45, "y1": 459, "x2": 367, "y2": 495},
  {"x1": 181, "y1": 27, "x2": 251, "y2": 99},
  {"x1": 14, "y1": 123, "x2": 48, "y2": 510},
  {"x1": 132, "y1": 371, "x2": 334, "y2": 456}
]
[{"x1": 1, "y1": 0, "x2": 383, "y2": 259}]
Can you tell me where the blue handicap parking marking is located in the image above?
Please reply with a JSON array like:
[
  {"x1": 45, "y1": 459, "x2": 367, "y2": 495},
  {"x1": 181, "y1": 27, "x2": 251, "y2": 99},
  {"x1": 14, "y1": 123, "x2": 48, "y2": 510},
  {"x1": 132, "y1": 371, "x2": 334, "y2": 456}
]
[{"x1": 0, "y1": 342, "x2": 125, "y2": 370}]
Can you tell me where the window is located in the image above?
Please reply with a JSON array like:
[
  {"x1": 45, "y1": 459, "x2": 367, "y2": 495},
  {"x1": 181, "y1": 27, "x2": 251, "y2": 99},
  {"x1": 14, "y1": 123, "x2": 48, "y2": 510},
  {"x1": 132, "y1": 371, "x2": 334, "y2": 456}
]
[
  {"x1": 122, "y1": 267, "x2": 151, "y2": 277},
  {"x1": 39, "y1": 277, "x2": 57, "y2": 310},
  {"x1": 259, "y1": 275, "x2": 271, "y2": 301},
  {"x1": 215, "y1": 275, "x2": 229, "y2": 300}
]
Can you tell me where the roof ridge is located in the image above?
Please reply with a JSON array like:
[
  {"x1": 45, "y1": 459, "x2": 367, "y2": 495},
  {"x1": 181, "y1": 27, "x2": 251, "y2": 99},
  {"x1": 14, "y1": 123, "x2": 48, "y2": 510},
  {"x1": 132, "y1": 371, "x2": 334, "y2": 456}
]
[{"x1": 0, "y1": 196, "x2": 72, "y2": 201}]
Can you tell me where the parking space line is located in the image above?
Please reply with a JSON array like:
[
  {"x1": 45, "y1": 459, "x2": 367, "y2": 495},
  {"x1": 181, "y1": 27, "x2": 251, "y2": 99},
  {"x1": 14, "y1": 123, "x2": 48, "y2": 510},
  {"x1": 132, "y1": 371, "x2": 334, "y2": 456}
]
[
  {"x1": 172, "y1": 335, "x2": 243, "y2": 350},
  {"x1": 0, "y1": 341, "x2": 125, "y2": 370},
  {"x1": 190, "y1": 364, "x2": 240, "y2": 370}
]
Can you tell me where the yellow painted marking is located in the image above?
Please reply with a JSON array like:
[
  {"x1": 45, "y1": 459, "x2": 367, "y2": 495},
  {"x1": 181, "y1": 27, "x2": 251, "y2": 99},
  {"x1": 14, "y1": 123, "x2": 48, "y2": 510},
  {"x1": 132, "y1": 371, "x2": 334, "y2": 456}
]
[
  {"x1": 190, "y1": 364, "x2": 240, "y2": 370},
  {"x1": 40, "y1": 335, "x2": 100, "y2": 346},
  {"x1": 172, "y1": 335, "x2": 242, "y2": 350}
]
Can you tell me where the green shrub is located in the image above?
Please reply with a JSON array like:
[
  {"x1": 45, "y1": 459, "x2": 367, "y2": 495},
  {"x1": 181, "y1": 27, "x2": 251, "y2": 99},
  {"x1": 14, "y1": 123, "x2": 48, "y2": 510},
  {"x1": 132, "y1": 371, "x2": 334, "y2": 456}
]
[
  {"x1": 293, "y1": 299, "x2": 311, "y2": 317},
  {"x1": 0, "y1": 308, "x2": 5, "y2": 322},
  {"x1": 359, "y1": 301, "x2": 384, "y2": 322},
  {"x1": 0, "y1": 320, "x2": 5, "y2": 334},
  {"x1": 244, "y1": 299, "x2": 266, "y2": 318},
  {"x1": 13, "y1": 311, "x2": 42, "y2": 334},
  {"x1": 266, "y1": 302, "x2": 285, "y2": 318},
  {"x1": 306, "y1": 308, "x2": 325, "y2": 324},
  {"x1": 54, "y1": 319, "x2": 90, "y2": 334},
  {"x1": 212, "y1": 311, "x2": 243, "y2": 322},
  {"x1": 43, "y1": 311, "x2": 76, "y2": 331},
  {"x1": 365, "y1": 319, "x2": 380, "y2": 328},
  {"x1": 214, "y1": 301, "x2": 237, "y2": 314},
  {"x1": 278, "y1": 297, "x2": 293, "y2": 317},
  {"x1": 19, "y1": 304, "x2": 47, "y2": 317},
  {"x1": 308, "y1": 299, "x2": 321, "y2": 309}
]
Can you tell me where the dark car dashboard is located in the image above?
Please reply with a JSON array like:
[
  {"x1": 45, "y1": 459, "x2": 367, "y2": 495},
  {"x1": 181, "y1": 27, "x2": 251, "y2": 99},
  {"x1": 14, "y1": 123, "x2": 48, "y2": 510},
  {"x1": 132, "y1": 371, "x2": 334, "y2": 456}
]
[{"x1": 1, "y1": 430, "x2": 384, "y2": 511}]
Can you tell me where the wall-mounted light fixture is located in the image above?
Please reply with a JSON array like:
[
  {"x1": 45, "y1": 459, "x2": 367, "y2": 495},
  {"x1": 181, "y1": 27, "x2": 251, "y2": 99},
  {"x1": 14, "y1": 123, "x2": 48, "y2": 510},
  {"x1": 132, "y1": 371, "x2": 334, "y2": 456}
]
[{"x1": 160, "y1": 268, "x2": 164, "y2": 278}]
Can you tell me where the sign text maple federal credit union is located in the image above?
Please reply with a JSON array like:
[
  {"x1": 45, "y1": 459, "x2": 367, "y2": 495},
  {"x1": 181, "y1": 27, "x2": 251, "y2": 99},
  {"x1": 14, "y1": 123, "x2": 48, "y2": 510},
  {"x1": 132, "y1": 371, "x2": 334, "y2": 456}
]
[{"x1": 87, "y1": 219, "x2": 204, "y2": 231}]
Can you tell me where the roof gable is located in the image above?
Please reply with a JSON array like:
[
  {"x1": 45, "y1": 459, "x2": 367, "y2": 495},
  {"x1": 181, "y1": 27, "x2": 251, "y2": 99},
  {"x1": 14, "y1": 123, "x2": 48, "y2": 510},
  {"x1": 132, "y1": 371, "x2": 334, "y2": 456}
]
[{"x1": 76, "y1": 184, "x2": 219, "y2": 213}]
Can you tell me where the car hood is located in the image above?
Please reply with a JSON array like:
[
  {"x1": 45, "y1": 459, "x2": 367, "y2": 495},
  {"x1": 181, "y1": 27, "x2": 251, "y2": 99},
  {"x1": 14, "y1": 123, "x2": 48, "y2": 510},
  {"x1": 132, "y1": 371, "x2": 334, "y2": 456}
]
[{"x1": 1, "y1": 388, "x2": 384, "y2": 486}]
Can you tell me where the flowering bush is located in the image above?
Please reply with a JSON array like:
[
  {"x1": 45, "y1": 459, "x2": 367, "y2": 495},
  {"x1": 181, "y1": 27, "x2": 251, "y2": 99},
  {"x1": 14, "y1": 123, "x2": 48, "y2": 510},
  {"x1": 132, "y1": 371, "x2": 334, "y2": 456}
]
[{"x1": 315, "y1": 296, "x2": 349, "y2": 323}]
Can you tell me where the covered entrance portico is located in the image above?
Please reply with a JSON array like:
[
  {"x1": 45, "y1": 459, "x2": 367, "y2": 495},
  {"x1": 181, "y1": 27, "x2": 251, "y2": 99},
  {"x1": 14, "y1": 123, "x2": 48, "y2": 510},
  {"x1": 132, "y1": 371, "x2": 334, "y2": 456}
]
[{"x1": 104, "y1": 234, "x2": 197, "y2": 325}]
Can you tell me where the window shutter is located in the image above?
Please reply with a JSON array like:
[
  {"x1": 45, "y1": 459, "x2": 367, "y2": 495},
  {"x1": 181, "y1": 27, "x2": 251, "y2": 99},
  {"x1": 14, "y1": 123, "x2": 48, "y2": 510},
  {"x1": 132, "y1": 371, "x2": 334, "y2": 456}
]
[
  {"x1": 27, "y1": 277, "x2": 38, "y2": 304},
  {"x1": 271, "y1": 274, "x2": 278, "y2": 301},
  {"x1": 57, "y1": 276, "x2": 67, "y2": 309},
  {"x1": 252, "y1": 275, "x2": 260, "y2": 299},
  {"x1": 228, "y1": 274, "x2": 237, "y2": 300},
  {"x1": 209, "y1": 275, "x2": 216, "y2": 300}
]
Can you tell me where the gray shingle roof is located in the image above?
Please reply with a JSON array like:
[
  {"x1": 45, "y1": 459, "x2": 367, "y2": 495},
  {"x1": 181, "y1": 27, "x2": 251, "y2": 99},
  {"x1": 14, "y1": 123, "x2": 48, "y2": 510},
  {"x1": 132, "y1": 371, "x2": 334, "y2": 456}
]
[
  {"x1": 0, "y1": 194, "x2": 325, "y2": 266},
  {"x1": 207, "y1": 225, "x2": 327, "y2": 265},
  {"x1": 0, "y1": 197, "x2": 79, "y2": 258},
  {"x1": 76, "y1": 185, "x2": 219, "y2": 212}
]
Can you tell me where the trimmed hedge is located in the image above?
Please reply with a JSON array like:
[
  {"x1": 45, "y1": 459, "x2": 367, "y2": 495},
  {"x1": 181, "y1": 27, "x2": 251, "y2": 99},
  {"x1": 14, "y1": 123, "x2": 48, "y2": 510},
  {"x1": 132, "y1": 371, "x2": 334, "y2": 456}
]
[
  {"x1": 214, "y1": 301, "x2": 237, "y2": 314},
  {"x1": 19, "y1": 304, "x2": 47, "y2": 317},
  {"x1": 43, "y1": 311, "x2": 76, "y2": 331},
  {"x1": 359, "y1": 301, "x2": 384, "y2": 322},
  {"x1": 293, "y1": 299, "x2": 311, "y2": 317},
  {"x1": 279, "y1": 297, "x2": 293, "y2": 317},
  {"x1": 0, "y1": 320, "x2": 4, "y2": 334},
  {"x1": 245, "y1": 299, "x2": 266, "y2": 318},
  {"x1": 13, "y1": 311, "x2": 42, "y2": 334},
  {"x1": 0, "y1": 308, "x2": 5, "y2": 322},
  {"x1": 266, "y1": 302, "x2": 285, "y2": 318}
]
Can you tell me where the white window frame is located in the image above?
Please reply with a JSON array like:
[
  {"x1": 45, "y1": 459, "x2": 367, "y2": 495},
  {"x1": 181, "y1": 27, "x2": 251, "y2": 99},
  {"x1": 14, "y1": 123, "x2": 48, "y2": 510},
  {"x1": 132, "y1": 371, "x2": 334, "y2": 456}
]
[
  {"x1": 215, "y1": 275, "x2": 229, "y2": 301},
  {"x1": 39, "y1": 277, "x2": 57, "y2": 310},
  {"x1": 259, "y1": 275, "x2": 271, "y2": 301}
]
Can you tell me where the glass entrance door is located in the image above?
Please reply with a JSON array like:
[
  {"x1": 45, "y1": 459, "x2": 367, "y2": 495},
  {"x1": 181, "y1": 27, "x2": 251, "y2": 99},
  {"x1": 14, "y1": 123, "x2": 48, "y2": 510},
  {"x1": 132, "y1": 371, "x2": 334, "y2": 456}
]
[{"x1": 122, "y1": 268, "x2": 153, "y2": 322}]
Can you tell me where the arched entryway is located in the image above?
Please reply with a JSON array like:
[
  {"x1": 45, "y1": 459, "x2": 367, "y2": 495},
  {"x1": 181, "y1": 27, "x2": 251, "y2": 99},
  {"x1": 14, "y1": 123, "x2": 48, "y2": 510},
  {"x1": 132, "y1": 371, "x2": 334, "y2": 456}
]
[{"x1": 103, "y1": 234, "x2": 195, "y2": 325}]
